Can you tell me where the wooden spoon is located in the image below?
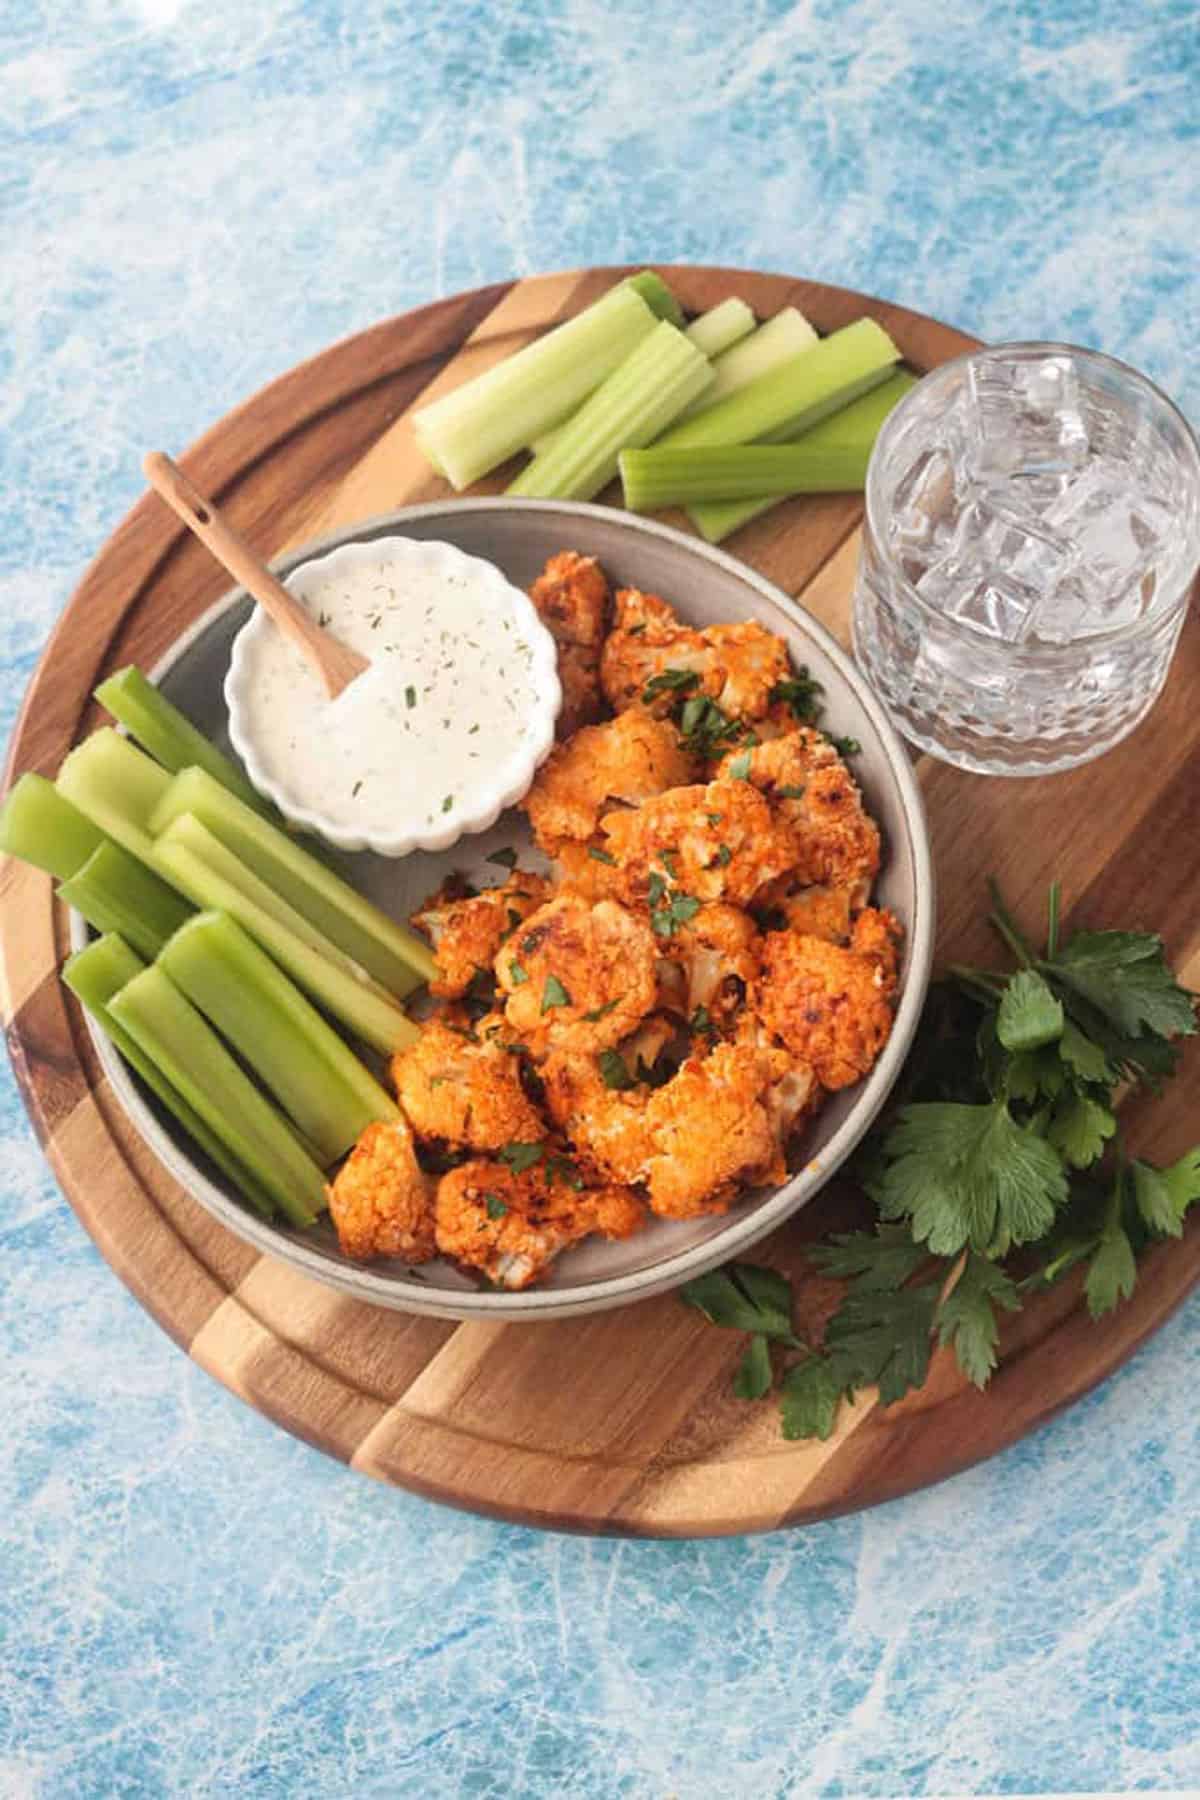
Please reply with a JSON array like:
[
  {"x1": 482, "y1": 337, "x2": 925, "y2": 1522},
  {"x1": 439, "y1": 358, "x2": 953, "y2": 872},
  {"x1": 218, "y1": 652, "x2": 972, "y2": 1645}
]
[{"x1": 142, "y1": 452, "x2": 369, "y2": 699}]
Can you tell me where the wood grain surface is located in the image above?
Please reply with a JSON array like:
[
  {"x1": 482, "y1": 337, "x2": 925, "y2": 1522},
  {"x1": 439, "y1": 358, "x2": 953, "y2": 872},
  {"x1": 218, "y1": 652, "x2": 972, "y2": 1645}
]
[{"x1": 2, "y1": 264, "x2": 1197, "y2": 1538}]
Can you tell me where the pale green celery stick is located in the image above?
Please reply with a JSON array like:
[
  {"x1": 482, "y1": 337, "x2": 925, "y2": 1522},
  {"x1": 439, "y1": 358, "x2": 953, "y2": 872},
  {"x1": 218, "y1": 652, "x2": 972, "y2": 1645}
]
[
  {"x1": 684, "y1": 298, "x2": 756, "y2": 359},
  {"x1": 624, "y1": 270, "x2": 684, "y2": 327},
  {"x1": 159, "y1": 910, "x2": 398, "y2": 1163},
  {"x1": 57, "y1": 841, "x2": 192, "y2": 961},
  {"x1": 528, "y1": 295, "x2": 754, "y2": 456},
  {"x1": 411, "y1": 280, "x2": 659, "y2": 489},
  {"x1": 652, "y1": 318, "x2": 900, "y2": 456},
  {"x1": 0, "y1": 773, "x2": 107, "y2": 880},
  {"x1": 95, "y1": 666, "x2": 274, "y2": 818},
  {"x1": 108, "y1": 964, "x2": 327, "y2": 1226},
  {"x1": 56, "y1": 729, "x2": 173, "y2": 862},
  {"x1": 675, "y1": 307, "x2": 818, "y2": 424},
  {"x1": 152, "y1": 816, "x2": 417, "y2": 1054},
  {"x1": 621, "y1": 441, "x2": 879, "y2": 511},
  {"x1": 689, "y1": 369, "x2": 918, "y2": 542},
  {"x1": 148, "y1": 765, "x2": 433, "y2": 995},
  {"x1": 63, "y1": 934, "x2": 278, "y2": 1220},
  {"x1": 507, "y1": 322, "x2": 712, "y2": 503}
]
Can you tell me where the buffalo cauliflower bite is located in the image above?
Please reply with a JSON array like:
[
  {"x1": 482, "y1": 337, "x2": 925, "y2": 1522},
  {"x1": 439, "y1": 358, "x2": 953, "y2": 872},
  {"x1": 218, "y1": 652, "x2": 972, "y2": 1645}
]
[
  {"x1": 600, "y1": 587, "x2": 721, "y2": 715},
  {"x1": 752, "y1": 907, "x2": 902, "y2": 1090},
  {"x1": 662, "y1": 902, "x2": 760, "y2": 1032},
  {"x1": 523, "y1": 710, "x2": 693, "y2": 850},
  {"x1": 434, "y1": 1159, "x2": 645, "y2": 1289},
  {"x1": 411, "y1": 870, "x2": 553, "y2": 999},
  {"x1": 529, "y1": 552, "x2": 610, "y2": 736},
  {"x1": 640, "y1": 1040, "x2": 794, "y2": 1217},
  {"x1": 494, "y1": 894, "x2": 657, "y2": 1052},
  {"x1": 327, "y1": 1119, "x2": 436, "y2": 1262},
  {"x1": 541, "y1": 1051, "x2": 658, "y2": 1186},
  {"x1": 390, "y1": 1016, "x2": 545, "y2": 1151},
  {"x1": 598, "y1": 778, "x2": 799, "y2": 909},
  {"x1": 550, "y1": 837, "x2": 627, "y2": 901},
  {"x1": 717, "y1": 729, "x2": 880, "y2": 899},
  {"x1": 701, "y1": 621, "x2": 791, "y2": 722},
  {"x1": 777, "y1": 882, "x2": 855, "y2": 944}
]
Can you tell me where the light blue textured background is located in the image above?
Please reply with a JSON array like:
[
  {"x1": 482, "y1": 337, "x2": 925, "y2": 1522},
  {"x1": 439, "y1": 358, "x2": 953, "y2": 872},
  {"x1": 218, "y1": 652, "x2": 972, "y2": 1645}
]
[{"x1": 3, "y1": 3, "x2": 1198, "y2": 1795}]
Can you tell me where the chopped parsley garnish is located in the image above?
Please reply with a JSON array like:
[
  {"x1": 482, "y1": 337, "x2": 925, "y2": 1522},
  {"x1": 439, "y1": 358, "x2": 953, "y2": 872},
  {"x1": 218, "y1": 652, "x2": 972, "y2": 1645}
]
[
  {"x1": 727, "y1": 750, "x2": 752, "y2": 781},
  {"x1": 713, "y1": 844, "x2": 732, "y2": 867},
  {"x1": 642, "y1": 667, "x2": 701, "y2": 703},
  {"x1": 830, "y1": 734, "x2": 862, "y2": 757},
  {"x1": 507, "y1": 960, "x2": 528, "y2": 986},
  {"x1": 583, "y1": 997, "x2": 619, "y2": 1023},
  {"x1": 352, "y1": 779, "x2": 363, "y2": 797},
  {"x1": 678, "y1": 693, "x2": 742, "y2": 753},
  {"x1": 484, "y1": 1193, "x2": 508, "y2": 1220},
  {"x1": 442, "y1": 795, "x2": 454, "y2": 813},
  {"x1": 488, "y1": 847, "x2": 518, "y2": 869},
  {"x1": 598, "y1": 1048, "x2": 635, "y2": 1091},
  {"x1": 546, "y1": 1154, "x2": 584, "y2": 1190},
  {"x1": 541, "y1": 974, "x2": 572, "y2": 1011},
  {"x1": 769, "y1": 670, "x2": 823, "y2": 723},
  {"x1": 690, "y1": 1005, "x2": 715, "y2": 1036},
  {"x1": 660, "y1": 849, "x2": 679, "y2": 879},
  {"x1": 646, "y1": 871, "x2": 667, "y2": 908},
  {"x1": 405, "y1": 685, "x2": 416, "y2": 708},
  {"x1": 588, "y1": 846, "x2": 616, "y2": 865},
  {"x1": 776, "y1": 784, "x2": 806, "y2": 800},
  {"x1": 499, "y1": 1141, "x2": 543, "y2": 1175},
  {"x1": 651, "y1": 888, "x2": 701, "y2": 939}
]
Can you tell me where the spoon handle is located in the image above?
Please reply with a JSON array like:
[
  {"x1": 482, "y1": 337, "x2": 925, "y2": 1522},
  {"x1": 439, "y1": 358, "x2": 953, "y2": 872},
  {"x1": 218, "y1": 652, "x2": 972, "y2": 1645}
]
[{"x1": 142, "y1": 452, "x2": 368, "y2": 698}]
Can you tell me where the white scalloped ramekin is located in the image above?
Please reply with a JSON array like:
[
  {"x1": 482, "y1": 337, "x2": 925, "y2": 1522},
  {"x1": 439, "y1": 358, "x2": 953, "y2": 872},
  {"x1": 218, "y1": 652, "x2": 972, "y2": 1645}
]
[{"x1": 224, "y1": 534, "x2": 562, "y2": 856}]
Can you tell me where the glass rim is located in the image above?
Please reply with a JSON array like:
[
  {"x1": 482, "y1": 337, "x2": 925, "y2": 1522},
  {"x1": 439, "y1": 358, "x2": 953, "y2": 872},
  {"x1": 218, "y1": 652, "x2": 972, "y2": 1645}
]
[{"x1": 864, "y1": 339, "x2": 1200, "y2": 654}]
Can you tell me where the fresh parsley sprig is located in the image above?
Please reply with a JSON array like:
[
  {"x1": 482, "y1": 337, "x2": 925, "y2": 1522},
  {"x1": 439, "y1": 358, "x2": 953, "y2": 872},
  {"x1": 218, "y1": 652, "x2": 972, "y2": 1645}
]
[{"x1": 681, "y1": 881, "x2": 1199, "y2": 1440}]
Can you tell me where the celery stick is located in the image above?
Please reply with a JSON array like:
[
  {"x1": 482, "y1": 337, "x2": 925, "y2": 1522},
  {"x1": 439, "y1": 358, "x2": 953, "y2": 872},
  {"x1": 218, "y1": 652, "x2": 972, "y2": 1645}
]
[
  {"x1": 685, "y1": 298, "x2": 756, "y2": 360},
  {"x1": 689, "y1": 369, "x2": 918, "y2": 542},
  {"x1": 624, "y1": 270, "x2": 684, "y2": 327},
  {"x1": 148, "y1": 766, "x2": 433, "y2": 995},
  {"x1": 152, "y1": 818, "x2": 417, "y2": 1054},
  {"x1": 58, "y1": 842, "x2": 192, "y2": 961},
  {"x1": 676, "y1": 308, "x2": 818, "y2": 424},
  {"x1": 159, "y1": 911, "x2": 398, "y2": 1163},
  {"x1": 95, "y1": 666, "x2": 273, "y2": 818},
  {"x1": 108, "y1": 965, "x2": 327, "y2": 1227},
  {"x1": 652, "y1": 318, "x2": 900, "y2": 457},
  {"x1": 0, "y1": 773, "x2": 107, "y2": 881},
  {"x1": 56, "y1": 729, "x2": 172, "y2": 863},
  {"x1": 64, "y1": 934, "x2": 278, "y2": 1219},
  {"x1": 507, "y1": 322, "x2": 713, "y2": 503},
  {"x1": 621, "y1": 441, "x2": 879, "y2": 511},
  {"x1": 412, "y1": 279, "x2": 659, "y2": 489}
]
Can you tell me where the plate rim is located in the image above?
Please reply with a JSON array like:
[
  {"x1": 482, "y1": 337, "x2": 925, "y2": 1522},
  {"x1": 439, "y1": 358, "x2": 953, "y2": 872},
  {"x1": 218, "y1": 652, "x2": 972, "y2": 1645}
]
[{"x1": 74, "y1": 494, "x2": 936, "y2": 1322}]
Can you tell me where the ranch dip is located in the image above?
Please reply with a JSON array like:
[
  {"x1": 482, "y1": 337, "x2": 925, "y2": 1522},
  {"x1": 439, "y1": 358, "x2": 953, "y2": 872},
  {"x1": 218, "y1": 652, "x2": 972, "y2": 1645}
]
[{"x1": 230, "y1": 540, "x2": 558, "y2": 846}]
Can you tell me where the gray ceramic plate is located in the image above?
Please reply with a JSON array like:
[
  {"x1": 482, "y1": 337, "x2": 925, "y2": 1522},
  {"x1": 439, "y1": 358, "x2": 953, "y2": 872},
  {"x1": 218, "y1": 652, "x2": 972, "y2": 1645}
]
[{"x1": 74, "y1": 499, "x2": 935, "y2": 1321}]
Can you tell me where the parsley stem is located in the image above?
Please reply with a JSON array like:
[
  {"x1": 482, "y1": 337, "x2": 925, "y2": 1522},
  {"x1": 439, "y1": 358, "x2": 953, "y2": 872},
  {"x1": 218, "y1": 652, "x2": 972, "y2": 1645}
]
[
  {"x1": 1045, "y1": 880, "x2": 1061, "y2": 960},
  {"x1": 947, "y1": 965, "x2": 1006, "y2": 1002},
  {"x1": 986, "y1": 879, "x2": 1034, "y2": 968}
]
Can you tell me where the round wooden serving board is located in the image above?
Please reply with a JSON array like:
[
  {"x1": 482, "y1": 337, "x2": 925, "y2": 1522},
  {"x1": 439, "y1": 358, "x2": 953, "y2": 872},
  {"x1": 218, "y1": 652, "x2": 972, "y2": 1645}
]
[{"x1": 3, "y1": 266, "x2": 1198, "y2": 1538}]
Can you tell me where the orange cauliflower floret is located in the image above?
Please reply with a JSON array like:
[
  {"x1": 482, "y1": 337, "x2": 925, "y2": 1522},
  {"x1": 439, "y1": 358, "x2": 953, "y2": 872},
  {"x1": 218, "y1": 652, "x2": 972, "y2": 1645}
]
[
  {"x1": 494, "y1": 894, "x2": 657, "y2": 1052},
  {"x1": 700, "y1": 621, "x2": 791, "y2": 722},
  {"x1": 523, "y1": 709, "x2": 693, "y2": 850},
  {"x1": 777, "y1": 883, "x2": 855, "y2": 944},
  {"x1": 541, "y1": 1051, "x2": 658, "y2": 1186},
  {"x1": 660, "y1": 902, "x2": 760, "y2": 1034},
  {"x1": 529, "y1": 551, "x2": 611, "y2": 736},
  {"x1": 390, "y1": 1016, "x2": 545, "y2": 1151},
  {"x1": 411, "y1": 870, "x2": 553, "y2": 999},
  {"x1": 752, "y1": 907, "x2": 903, "y2": 1090},
  {"x1": 551, "y1": 838, "x2": 627, "y2": 902},
  {"x1": 434, "y1": 1157, "x2": 645, "y2": 1289},
  {"x1": 717, "y1": 729, "x2": 880, "y2": 899},
  {"x1": 639, "y1": 1041, "x2": 794, "y2": 1218},
  {"x1": 600, "y1": 587, "x2": 721, "y2": 716},
  {"x1": 599, "y1": 778, "x2": 799, "y2": 910},
  {"x1": 326, "y1": 1119, "x2": 436, "y2": 1263}
]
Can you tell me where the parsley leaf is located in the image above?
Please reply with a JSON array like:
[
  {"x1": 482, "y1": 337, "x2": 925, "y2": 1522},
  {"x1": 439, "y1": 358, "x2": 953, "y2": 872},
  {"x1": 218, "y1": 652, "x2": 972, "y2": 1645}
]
[
  {"x1": 996, "y1": 970, "x2": 1064, "y2": 1053},
  {"x1": 484, "y1": 1193, "x2": 508, "y2": 1220},
  {"x1": 541, "y1": 974, "x2": 571, "y2": 1011},
  {"x1": 732, "y1": 1334, "x2": 773, "y2": 1400},
  {"x1": 587, "y1": 846, "x2": 615, "y2": 865},
  {"x1": 1132, "y1": 1150, "x2": 1200, "y2": 1238},
  {"x1": 1045, "y1": 929, "x2": 1197, "y2": 1043},
  {"x1": 713, "y1": 844, "x2": 732, "y2": 867},
  {"x1": 726, "y1": 750, "x2": 752, "y2": 781},
  {"x1": 1084, "y1": 1180, "x2": 1138, "y2": 1319},
  {"x1": 1058, "y1": 1020, "x2": 1113, "y2": 1084},
  {"x1": 650, "y1": 888, "x2": 701, "y2": 939},
  {"x1": 769, "y1": 671, "x2": 822, "y2": 723},
  {"x1": 545, "y1": 1153, "x2": 584, "y2": 1189},
  {"x1": 935, "y1": 1253, "x2": 1020, "y2": 1387},
  {"x1": 829, "y1": 734, "x2": 861, "y2": 757},
  {"x1": 776, "y1": 783, "x2": 806, "y2": 800},
  {"x1": 875, "y1": 1100, "x2": 1068, "y2": 1256},
  {"x1": 642, "y1": 667, "x2": 700, "y2": 703},
  {"x1": 1045, "y1": 1092, "x2": 1116, "y2": 1168},
  {"x1": 597, "y1": 1048, "x2": 635, "y2": 1090},
  {"x1": 779, "y1": 1356, "x2": 844, "y2": 1441},
  {"x1": 583, "y1": 997, "x2": 619, "y2": 1023},
  {"x1": 679, "y1": 1263, "x2": 799, "y2": 1343},
  {"x1": 507, "y1": 960, "x2": 528, "y2": 986},
  {"x1": 499, "y1": 1141, "x2": 543, "y2": 1175},
  {"x1": 809, "y1": 1225, "x2": 930, "y2": 1292},
  {"x1": 678, "y1": 693, "x2": 742, "y2": 753},
  {"x1": 824, "y1": 1284, "x2": 940, "y2": 1405}
]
